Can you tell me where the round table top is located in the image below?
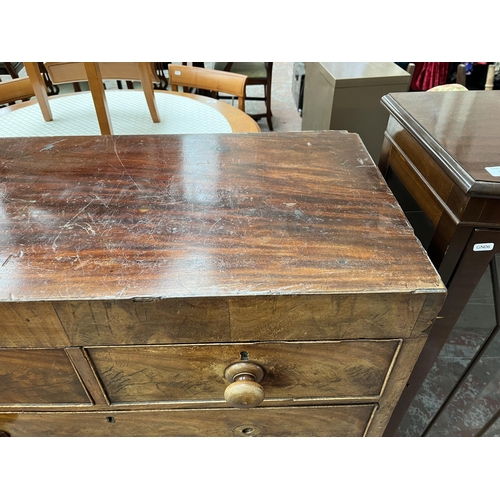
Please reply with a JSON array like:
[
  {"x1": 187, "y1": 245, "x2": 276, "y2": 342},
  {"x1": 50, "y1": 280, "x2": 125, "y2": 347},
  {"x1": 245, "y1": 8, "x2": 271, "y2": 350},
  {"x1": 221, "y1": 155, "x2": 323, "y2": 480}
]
[{"x1": 0, "y1": 89, "x2": 261, "y2": 137}]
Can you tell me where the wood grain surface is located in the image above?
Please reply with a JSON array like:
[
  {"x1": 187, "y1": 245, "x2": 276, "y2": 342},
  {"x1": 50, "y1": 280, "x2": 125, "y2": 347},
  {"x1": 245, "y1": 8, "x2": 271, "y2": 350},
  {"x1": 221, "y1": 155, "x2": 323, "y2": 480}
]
[
  {"x1": 0, "y1": 404, "x2": 376, "y2": 436},
  {"x1": 88, "y1": 340, "x2": 400, "y2": 404},
  {"x1": 0, "y1": 349, "x2": 90, "y2": 405},
  {"x1": 0, "y1": 131, "x2": 443, "y2": 302}
]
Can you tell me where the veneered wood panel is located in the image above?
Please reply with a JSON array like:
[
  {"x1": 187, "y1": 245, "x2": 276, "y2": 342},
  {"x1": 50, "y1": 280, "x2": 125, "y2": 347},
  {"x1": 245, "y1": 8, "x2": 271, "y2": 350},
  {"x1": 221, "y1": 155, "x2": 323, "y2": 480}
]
[
  {"x1": 0, "y1": 349, "x2": 90, "y2": 405},
  {"x1": 88, "y1": 340, "x2": 400, "y2": 404},
  {"x1": 229, "y1": 293, "x2": 430, "y2": 341},
  {"x1": 0, "y1": 404, "x2": 376, "y2": 436},
  {"x1": 0, "y1": 302, "x2": 69, "y2": 348},
  {"x1": 53, "y1": 298, "x2": 231, "y2": 346}
]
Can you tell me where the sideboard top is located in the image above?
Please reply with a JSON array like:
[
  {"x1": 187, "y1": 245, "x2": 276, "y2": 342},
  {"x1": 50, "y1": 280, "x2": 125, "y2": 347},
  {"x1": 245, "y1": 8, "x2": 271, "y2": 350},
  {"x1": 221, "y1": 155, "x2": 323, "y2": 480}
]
[
  {"x1": 0, "y1": 131, "x2": 444, "y2": 301},
  {"x1": 382, "y1": 91, "x2": 500, "y2": 196}
]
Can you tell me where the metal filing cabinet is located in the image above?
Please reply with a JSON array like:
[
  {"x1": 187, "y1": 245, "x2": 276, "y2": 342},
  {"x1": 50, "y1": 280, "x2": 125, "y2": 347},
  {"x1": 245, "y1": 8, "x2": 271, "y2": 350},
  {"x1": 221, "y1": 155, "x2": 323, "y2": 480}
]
[{"x1": 301, "y1": 62, "x2": 411, "y2": 163}]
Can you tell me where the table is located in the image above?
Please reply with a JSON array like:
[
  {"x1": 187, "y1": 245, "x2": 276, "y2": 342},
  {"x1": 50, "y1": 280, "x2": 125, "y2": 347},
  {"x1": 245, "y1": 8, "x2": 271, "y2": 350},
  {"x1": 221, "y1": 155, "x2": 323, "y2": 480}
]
[
  {"x1": 0, "y1": 131, "x2": 445, "y2": 437},
  {"x1": 379, "y1": 91, "x2": 500, "y2": 436},
  {"x1": 301, "y1": 63, "x2": 411, "y2": 163},
  {"x1": 0, "y1": 89, "x2": 261, "y2": 136}
]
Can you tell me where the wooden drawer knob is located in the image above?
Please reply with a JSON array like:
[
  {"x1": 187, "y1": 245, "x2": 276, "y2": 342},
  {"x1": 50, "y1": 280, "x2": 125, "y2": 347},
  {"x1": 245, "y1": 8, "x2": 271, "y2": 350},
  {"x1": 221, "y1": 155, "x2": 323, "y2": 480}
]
[{"x1": 224, "y1": 361, "x2": 265, "y2": 408}]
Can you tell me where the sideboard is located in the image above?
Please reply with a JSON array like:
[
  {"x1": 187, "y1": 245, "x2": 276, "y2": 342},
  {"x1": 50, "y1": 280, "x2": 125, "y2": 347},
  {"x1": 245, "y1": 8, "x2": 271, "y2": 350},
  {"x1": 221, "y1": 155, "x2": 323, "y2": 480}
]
[
  {"x1": 0, "y1": 131, "x2": 445, "y2": 436},
  {"x1": 378, "y1": 91, "x2": 500, "y2": 436}
]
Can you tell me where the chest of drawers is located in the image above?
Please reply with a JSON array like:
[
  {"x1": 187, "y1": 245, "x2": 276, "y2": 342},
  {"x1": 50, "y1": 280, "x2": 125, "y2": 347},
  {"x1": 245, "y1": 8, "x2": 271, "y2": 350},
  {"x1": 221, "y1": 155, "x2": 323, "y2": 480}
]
[{"x1": 0, "y1": 131, "x2": 445, "y2": 436}]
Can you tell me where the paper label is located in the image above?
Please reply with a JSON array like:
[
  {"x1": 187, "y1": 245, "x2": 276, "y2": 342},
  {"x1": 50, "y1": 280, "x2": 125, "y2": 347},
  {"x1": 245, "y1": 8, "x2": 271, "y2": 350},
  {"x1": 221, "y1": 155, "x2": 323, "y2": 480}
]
[
  {"x1": 485, "y1": 166, "x2": 500, "y2": 177},
  {"x1": 473, "y1": 243, "x2": 494, "y2": 252}
]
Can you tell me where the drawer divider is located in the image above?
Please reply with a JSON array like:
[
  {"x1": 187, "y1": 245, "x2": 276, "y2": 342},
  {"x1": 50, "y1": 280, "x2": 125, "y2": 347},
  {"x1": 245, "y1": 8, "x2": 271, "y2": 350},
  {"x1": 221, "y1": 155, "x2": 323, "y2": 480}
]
[{"x1": 65, "y1": 348, "x2": 110, "y2": 406}]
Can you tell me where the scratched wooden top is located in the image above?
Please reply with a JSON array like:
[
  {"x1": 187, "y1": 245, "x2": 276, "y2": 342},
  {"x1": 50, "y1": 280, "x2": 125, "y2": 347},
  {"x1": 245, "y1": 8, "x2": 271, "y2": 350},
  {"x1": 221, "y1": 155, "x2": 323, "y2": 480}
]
[{"x1": 0, "y1": 131, "x2": 444, "y2": 301}]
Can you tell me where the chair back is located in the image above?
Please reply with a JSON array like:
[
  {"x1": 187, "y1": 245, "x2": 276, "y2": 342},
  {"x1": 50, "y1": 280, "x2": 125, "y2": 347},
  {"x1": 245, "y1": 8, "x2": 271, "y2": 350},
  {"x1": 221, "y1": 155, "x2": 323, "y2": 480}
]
[
  {"x1": 24, "y1": 62, "x2": 161, "y2": 135},
  {"x1": 0, "y1": 77, "x2": 34, "y2": 106},
  {"x1": 168, "y1": 64, "x2": 247, "y2": 111},
  {"x1": 44, "y1": 62, "x2": 160, "y2": 85},
  {"x1": 213, "y1": 62, "x2": 273, "y2": 129}
]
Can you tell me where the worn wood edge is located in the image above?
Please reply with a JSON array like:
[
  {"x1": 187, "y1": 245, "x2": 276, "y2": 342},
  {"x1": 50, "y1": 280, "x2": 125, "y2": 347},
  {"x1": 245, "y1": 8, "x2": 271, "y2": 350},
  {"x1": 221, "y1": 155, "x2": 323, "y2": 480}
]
[
  {"x1": 381, "y1": 94, "x2": 489, "y2": 196},
  {"x1": 0, "y1": 286, "x2": 447, "y2": 303},
  {"x1": 410, "y1": 290, "x2": 447, "y2": 337}
]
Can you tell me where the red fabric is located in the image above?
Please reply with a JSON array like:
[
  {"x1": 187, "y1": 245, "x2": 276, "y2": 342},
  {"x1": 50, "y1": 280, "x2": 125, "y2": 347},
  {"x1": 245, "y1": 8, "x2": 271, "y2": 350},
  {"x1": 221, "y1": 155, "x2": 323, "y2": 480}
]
[{"x1": 410, "y1": 62, "x2": 450, "y2": 91}]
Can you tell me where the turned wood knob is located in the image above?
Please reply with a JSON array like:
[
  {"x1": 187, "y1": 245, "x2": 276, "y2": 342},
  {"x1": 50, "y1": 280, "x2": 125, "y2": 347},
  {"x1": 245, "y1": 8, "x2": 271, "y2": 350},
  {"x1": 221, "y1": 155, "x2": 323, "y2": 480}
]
[{"x1": 224, "y1": 361, "x2": 265, "y2": 408}]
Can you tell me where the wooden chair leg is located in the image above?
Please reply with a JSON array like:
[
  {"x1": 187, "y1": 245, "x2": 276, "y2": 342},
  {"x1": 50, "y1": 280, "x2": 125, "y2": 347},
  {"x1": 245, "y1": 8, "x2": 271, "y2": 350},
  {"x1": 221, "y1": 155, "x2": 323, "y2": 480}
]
[
  {"x1": 485, "y1": 64, "x2": 495, "y2": 91},
  {"x1": 4, "y1": 62, "x2": 20, "y2": 79},
  {"x1": 138, "y1": 62, "x2": 160, "y2": 123},
  {"x1": 83, "y1": 62, "x2": 113, "y2": 135},
  {"x1": 238, "y1": 92, "x2": 245, "y2": 112},
  {"x1": 24, "y1": 62, "x2": 53, "y2": 121},
  {"x1": 265, "y1": 84, "x2": 273, "y2": 131},
  {"x1": 457, "y1": 63, "x2": 467, "y2": 86}
]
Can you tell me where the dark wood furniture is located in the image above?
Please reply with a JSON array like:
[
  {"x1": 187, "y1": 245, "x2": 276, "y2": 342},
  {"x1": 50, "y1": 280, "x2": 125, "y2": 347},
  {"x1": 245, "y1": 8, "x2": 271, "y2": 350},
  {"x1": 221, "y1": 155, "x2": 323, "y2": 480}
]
[
  {"x1": 379, "y1": 91, "x2": 500, "y2": 436},
  {"x1": 0, "y1": 62, "x2": 24, "y2": 79},
  {"x1": 0, "y1": 131, "x2": 445, "y2": 437}
]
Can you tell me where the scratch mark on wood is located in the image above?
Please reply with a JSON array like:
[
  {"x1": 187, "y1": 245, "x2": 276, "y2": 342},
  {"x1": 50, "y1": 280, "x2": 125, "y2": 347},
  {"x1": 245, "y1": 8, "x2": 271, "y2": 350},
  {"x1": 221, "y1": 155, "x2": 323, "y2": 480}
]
[
  {"x1": 39, "y1": 139, "x2": 67, "y2": 151},
  {"x1": 52, "y1": 199, "x2": 95, "y2": 251},
  {"x1": 2, "y1": 250, "x2": 23, "y2": 267},
  {"x1": 113, "y1": 137, "x2": 142, "y2": 191}
]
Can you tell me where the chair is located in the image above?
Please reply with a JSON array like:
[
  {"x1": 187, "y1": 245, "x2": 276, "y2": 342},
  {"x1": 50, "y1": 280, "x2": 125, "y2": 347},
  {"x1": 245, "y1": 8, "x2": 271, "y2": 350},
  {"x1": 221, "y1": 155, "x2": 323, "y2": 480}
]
[
  {"x1": 168, "y1": 64, "x2": 247, "y2": 111},
  {"x1": 407, "y1": 63, "x2": 466, "y2": 91},
  {"x1": 0, "y1": 76, "x2": 34, "y2": 106},
  {"x1": 426, "y1": 64, "x2": 467, "y2": 92},
  {"x1": 0, "y1": 62, "x2": 24, "y2": 79},
  {"x1": 485, "y1": 64, "x2": 496, "y2": 90},
  {"x1": 24, "y1": 62, "x2": 161, "y2": 135},
  {"x1": 214, "y1": 63, "x2": 273, "y2": 130}
]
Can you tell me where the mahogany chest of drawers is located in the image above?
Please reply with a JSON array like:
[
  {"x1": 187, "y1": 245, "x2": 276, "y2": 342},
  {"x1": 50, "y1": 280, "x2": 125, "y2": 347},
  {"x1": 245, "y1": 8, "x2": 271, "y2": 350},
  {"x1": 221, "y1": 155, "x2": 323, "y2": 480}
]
[{"x1": 0, "y1": 131, "x2": 445, "y2": 436}]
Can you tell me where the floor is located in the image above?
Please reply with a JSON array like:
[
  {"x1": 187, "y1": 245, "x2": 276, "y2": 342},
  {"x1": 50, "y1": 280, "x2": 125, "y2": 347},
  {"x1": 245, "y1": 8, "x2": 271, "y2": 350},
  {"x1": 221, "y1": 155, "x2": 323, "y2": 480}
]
[{"x1": 396, "y1": 259, "x2": 500, "y2": 437}]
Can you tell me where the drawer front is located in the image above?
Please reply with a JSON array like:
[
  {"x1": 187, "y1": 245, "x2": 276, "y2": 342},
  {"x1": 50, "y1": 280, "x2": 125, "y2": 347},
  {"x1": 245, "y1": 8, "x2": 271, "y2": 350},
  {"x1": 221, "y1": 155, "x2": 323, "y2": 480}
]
[
  {"x1": 0, "y1": 349, "x2": 90, "y2": 405},
  {"x1": 88, "y1": 340, "x2": 400, "y2": 405},
  {"x1": 0, "y1": 404, "x2": 377, "y2": 437}
]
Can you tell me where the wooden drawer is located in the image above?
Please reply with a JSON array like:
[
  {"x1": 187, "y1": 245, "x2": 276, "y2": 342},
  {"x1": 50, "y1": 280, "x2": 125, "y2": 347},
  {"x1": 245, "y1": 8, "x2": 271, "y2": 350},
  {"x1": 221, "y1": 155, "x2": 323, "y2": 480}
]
[
  {"x1": 87, "y1": 340, "x2": 401, "y2": 406},
  {"x1": 0, "y1": 404, "x2": 377, "y2": 437},
  {"x1": 0, "y1": 349, "x2": 90, "y2": 405}
]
